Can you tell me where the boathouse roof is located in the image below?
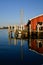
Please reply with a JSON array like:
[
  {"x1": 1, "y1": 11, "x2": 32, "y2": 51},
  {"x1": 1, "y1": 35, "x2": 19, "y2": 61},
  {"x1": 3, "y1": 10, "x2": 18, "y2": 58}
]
[{"x1": 30, "y1": 14, "x2": 43, "y2": 20}]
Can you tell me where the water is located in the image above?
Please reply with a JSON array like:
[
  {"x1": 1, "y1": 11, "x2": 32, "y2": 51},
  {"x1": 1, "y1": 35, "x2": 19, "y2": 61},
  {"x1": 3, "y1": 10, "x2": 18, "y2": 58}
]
[{"x1": 0, "y1": 29, "x2": 43, "y2": 65}]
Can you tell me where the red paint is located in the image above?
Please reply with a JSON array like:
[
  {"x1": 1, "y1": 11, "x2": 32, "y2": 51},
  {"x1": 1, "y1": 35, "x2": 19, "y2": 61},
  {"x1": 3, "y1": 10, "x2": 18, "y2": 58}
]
[
  {"x1": 31, "y1": 15, "x2": 43, "y2": 31},
  {"x1": 30, "y1": 39, "x2": 43, "y2": 54}
]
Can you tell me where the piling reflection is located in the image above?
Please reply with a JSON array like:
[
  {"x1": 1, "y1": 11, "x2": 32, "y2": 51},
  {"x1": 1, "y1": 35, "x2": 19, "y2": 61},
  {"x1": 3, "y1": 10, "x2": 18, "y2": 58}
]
[
  {"x1": 8, "y1": 32, "x2": 43, "y2": 55},
  {"x1": 8, "y1": 36, "x2": 28, "y2": 60},
  {"x1": 28, "y1": 39, "x2": 43, "y2": 54},
  {"x1": 8, "y1": 38, "x2": 17, "y2": 46},
  {"x1": 8, "y1": 37, "x2": 26, "y2": 46}
]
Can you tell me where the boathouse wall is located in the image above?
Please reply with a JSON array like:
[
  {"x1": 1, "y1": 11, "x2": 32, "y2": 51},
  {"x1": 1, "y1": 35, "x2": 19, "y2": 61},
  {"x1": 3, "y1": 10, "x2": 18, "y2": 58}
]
[{"x1": 30, "y1": 15, "x2": 43, "y2": 31}]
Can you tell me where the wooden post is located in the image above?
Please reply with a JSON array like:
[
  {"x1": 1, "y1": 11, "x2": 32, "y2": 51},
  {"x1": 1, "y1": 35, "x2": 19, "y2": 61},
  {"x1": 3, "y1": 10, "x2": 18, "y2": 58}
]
[
  {"x1": 8, "y1": 26, "x2": 11, "y2": 38},
  {"x1": 37, "y1": 24, "x2": 40, "y2": 38},
  {"x1": 29, "y1": 24, "x2": 31, "y2": 36},
  {"x1": 37, "y1": 40, "x2": 40, "y2": 48}
]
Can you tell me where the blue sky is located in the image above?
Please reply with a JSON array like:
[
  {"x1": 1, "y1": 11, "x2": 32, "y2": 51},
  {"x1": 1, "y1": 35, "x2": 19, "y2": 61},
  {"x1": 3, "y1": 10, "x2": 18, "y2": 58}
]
[{"x1": 0, "y1": 0, "x2": 43, "y2": 26}]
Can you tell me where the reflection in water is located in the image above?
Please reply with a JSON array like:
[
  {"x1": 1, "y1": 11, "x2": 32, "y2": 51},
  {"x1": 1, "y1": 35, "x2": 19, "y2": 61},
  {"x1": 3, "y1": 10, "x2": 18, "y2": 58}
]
[
  {"x1": 8, "y1": 37, "x2": 25, "y2": 46},
  {"x1": 0, "y1": 30, "x2": 43, "y2": 65},
  {"x1": 8, "y1": 36, "x2": 27, "y2": 60},
  {"x1": 8, "y1": 38, "x2": 18, "y2": 45},
  {"x1": 28, "y1": 39, "x2": 43, "y2": 54},
  {"x1": 8, "y1": 34, "x2": 43, "y2": 55}
]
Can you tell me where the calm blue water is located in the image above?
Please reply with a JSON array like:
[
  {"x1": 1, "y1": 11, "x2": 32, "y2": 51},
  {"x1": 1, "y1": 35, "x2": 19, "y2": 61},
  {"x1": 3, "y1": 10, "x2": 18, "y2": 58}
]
[{"x1": 0, "y1": 29, "x2": 43, "y2": 65}]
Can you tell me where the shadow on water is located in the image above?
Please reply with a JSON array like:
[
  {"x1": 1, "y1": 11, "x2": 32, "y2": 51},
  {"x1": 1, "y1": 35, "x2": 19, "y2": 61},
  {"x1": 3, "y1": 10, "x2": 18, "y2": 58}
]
[{"x1": 30, "y1": 32, "x2": 43, "y2": 39}]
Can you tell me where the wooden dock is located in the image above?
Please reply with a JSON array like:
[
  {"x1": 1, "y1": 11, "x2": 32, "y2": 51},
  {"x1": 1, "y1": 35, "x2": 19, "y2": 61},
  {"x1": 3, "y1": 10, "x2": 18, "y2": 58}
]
[{"x1": 8, "y1": 25, "x2": 28, "y2": 39}]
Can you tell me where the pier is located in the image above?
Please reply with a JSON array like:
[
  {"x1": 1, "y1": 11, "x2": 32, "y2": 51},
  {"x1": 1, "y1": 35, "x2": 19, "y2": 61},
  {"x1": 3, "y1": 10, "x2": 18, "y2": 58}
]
[
  {"x1": 0, "y1": 14, "x2": 43, "y2": 39},
  {"x1": 8, "y1": 25, "x2": 28, "y2": 39}
]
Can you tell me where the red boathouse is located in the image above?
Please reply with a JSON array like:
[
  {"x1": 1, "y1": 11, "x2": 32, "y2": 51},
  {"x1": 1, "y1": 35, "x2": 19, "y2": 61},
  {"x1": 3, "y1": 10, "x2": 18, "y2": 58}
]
[{"x1": 27, "y1": 14, "x2": 43, "y2": 31}]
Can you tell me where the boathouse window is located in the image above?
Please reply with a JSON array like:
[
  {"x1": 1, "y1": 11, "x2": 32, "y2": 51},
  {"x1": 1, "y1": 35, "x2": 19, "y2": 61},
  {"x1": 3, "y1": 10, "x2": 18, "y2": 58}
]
[
  {"x1": 39, "y1": 42, "x2": 42, "y2": 48},
  {"x1": 38, "y1": 22, "x2": 42, "y2": 25},
  {"x1": 39, "y1": 27, "x2": 43, "y2": 30}
]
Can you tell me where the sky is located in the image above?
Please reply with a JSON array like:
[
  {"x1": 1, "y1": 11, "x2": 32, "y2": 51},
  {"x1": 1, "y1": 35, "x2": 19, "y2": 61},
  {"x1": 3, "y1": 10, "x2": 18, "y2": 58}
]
[{"x1": 0, "y1": 0, "x2": 43, "y2": 26}]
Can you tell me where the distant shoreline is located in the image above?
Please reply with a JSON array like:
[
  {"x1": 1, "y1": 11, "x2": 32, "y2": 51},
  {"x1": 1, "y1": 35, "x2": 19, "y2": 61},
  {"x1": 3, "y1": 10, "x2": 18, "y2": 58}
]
[{"x1": 0, "y1": 27, "x2": 8, "y2": 29}]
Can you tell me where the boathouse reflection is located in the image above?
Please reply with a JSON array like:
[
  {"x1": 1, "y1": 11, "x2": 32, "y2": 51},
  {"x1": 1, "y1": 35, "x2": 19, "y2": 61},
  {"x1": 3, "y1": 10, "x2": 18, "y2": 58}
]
[{"x1": 28, "y1": 39, "x2": 43, "y2": 54}]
